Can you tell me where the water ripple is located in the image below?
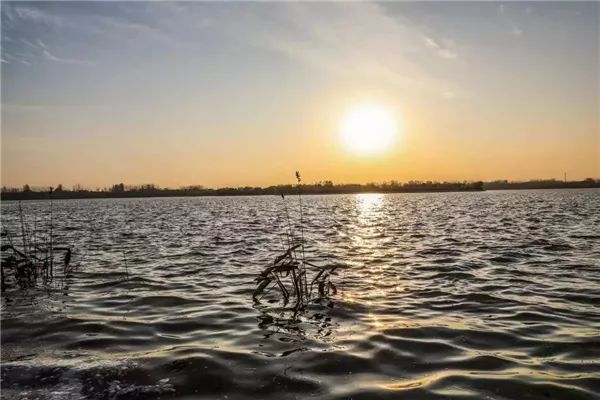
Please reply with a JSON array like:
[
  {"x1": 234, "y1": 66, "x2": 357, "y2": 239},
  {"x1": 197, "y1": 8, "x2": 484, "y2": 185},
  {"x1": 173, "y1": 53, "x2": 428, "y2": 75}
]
[{"x1": 2, "y1": 189, "x2": 599, "y2": 399}]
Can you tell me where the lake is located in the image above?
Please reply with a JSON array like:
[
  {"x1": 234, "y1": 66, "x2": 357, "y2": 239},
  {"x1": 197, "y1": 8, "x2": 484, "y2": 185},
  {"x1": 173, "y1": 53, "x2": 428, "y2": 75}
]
[{"x1": 1, "y1": 189, "x2": 599, "y2": 399}]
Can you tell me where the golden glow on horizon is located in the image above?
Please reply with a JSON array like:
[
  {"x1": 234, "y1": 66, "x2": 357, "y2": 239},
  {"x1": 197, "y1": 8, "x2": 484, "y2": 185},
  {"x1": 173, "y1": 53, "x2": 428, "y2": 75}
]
[
  {"x1": 1, "y1": 3, "x2": 597, "y2": 189},
  {"x1": 340, "y1": 105, "x2": 398, "y2": 155}
]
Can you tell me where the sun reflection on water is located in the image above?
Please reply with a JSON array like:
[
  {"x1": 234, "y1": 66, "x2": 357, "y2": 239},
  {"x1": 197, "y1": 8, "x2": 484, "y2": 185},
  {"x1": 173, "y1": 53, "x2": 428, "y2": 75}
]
[
  {"x1": 352, "y1": 193, "x2": 386, "y2": 248},
  {"x1": 356, "y1": 193, "x2": 384, "y2": 220},
  {"x1": 349, "y1": 193, "x2": 393, "y2": 319}
]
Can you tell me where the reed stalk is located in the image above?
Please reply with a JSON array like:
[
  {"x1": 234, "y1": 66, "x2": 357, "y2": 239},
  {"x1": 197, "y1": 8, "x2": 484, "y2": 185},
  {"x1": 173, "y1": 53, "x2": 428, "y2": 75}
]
[
  {"x1": 253, "y1": 171, "x2": 340, "y2": 307},
  {"x1": 296, "y1": 171, "x2": 308, "y2": 295},
  {"x1": 1, "y1": 194, "x2": 75, "y2": 291},
  {"x1": 49, "y1": 187, "x2": 54, "y2": 281},
  {"x1": 18, "y1": 201, "x2": 29, "y2": 256}
]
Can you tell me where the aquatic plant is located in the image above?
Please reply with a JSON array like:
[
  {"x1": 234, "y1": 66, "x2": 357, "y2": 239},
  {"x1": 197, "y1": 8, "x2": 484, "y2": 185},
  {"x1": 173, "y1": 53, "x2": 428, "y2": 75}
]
[
  {"x1": 253, "y1": 171, "x2": 340, "y2": 307},
  {"x1": 1, "y1": 193, "x2": 74, "y2": 291}
]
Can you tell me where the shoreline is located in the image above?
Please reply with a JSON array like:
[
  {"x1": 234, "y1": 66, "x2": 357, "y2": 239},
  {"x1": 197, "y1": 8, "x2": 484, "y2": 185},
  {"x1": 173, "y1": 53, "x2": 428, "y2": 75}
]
[{"x1": 1, "y1": 185, "x2": 598, "y2": 201}]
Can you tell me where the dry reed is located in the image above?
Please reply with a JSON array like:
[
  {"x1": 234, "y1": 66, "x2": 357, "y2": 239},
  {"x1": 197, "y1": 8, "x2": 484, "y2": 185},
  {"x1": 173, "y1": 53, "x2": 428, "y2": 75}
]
[{"x1": 253, "y1": 171, "x2": 340, "y2": 308}]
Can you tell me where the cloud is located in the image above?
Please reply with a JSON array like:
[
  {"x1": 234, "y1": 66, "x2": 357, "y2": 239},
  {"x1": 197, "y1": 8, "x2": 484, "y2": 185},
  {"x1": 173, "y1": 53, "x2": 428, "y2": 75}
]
[
  {"x1": 424, "y1": 36, "x2": 458, "y2": 59},
  {"x1": 2, "y1": 3, "x2": 463, "y2": 95},
  {"x1": 258, "y1": 4, "x2": 414, "y2": 77},
  {"x1": 192, "y1": 3, "x2": 430, "y2": 87},
  {"x1": 424, "y1": 37, "x2": 439, "y2": 49},
  {"x1": 43, "y1": 49, "x2": 94, "y2": 66},
  {"x1": 511, "y1": 27, "x2": 523, "y2": 37},
  {"x1": 13, "y1": 6, "x2": 64, "y2": 26},
  {"x1": 2, "y1": 52, "x2": 32, "y2": 65},
  {"x1": 172, "y1": 2, "x2": 466, "y2": 96},
  {"x1": 2, "y1": 5, "x2": 94, "y2": 66},
  {"x1": 438, "y1": 49, "x2": 458, "y2": 59},
  {"x1": 2, "y1": 41, "x2": 93, "y2": 66},
  {"x1": 20, "y1": 38, "x2": 38, "y2": 48}
]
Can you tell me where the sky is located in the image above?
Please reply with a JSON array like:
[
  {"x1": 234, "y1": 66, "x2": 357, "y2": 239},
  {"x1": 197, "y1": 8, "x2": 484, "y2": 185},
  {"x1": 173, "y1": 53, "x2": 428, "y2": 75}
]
[{"x1": 1, "y1": 1, "x2": 598, "y2": 189}]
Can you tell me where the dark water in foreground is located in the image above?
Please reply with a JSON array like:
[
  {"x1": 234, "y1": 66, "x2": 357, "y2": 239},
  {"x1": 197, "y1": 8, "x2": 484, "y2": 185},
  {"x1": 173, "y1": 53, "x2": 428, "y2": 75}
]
[{"x1": 1, "y1": 190, "x2": 599, "y2": 400}]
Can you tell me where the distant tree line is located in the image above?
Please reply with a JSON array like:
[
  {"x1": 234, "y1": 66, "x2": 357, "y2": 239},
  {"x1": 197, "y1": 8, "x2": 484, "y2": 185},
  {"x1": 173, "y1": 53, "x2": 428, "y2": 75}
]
[
  {"x1": 1, "y1": 178, "x2": 598, "y2": 201},
  {"x1": 483, "y1": 178, "x2": 599, "y2": 190}
]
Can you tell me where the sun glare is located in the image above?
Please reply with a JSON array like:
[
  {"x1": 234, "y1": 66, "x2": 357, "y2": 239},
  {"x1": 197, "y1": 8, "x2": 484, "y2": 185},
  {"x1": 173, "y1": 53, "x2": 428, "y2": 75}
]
[{"x1": 340, "y1": 105, "x2": 398, "y2": 154}]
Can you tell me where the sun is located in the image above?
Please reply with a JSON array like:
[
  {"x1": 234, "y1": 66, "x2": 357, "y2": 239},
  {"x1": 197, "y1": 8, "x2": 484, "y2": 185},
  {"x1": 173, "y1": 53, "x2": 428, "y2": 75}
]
[{"x1": 340, "y1": 104, "x2": 398, "y2": 154}]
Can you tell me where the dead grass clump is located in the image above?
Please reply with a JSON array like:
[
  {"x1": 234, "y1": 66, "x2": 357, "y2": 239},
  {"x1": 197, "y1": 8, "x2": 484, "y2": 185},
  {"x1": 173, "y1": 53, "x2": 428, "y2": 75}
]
[
  {"x1": 253, "y1": 172, "x2": 341, "y2": 308},
  {"x1": 1, "y1": 190, "x2": 74, "y2": 291}
]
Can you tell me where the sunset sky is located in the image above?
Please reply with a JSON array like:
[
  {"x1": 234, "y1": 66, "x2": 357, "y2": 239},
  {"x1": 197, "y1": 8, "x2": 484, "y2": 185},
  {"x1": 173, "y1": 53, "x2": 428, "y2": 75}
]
[{"x1": 1, "y1": 2, "x2": 598, "y2": 189}]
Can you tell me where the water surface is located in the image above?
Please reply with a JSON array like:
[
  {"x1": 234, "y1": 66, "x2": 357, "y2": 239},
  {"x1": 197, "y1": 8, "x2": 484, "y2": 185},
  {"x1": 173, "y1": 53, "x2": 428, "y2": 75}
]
[{"x1": 2, "y1": 190, "x2": 599, "y2": 399}]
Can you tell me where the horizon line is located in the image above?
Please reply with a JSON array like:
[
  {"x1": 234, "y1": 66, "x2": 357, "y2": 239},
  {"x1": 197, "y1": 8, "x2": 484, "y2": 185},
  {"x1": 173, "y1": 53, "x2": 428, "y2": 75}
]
[{"x1": 3, "y1": 177, "x2": 599, "y2": 192}]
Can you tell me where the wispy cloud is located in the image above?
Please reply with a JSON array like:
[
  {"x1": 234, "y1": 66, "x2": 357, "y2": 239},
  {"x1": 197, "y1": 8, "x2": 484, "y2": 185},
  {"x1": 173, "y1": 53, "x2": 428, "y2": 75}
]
[
  {"x1": 20, "y1": 38, "x2": 38, "y2": 49},
  {"x1": 2, "y1": 52, "x2": 32, "y2": 65},
  {"x1": 2, "y1": 41, "x2": 93, "y2": 66},
  {"x1": 2, "y1": 3, "x2": 464, "y2": 96},
  {"x1": 424, "y1": 37, "x2": 438, "y2": 49},
  {"x1": 424, "y1": 36, "x2": 458, "y2": 59},
  {"x1": 2, "y1": 5, "x2": 94, "y2": 66},
  {"x1": 511, "y1": 27, "x2": 524, "y2": 37},
  {"x1": 43, "y1": 49, "x2": 94, "y2": 66},
  {"x1": 13, "y1": 6, "x2": 64, "y2": 26},
  {"x1": 190, "y1": 2, "x2": 464, "y2": 94}
]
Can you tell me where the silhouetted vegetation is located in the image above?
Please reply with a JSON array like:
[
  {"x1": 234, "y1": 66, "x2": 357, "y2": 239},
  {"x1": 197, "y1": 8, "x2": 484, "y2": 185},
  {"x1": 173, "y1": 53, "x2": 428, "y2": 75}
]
[
  {"x1": 483, "y1": 178, "x2": 599, "y2": 190},
  {"x1": 1, "y1": 192, "x2": 74, "y2": 291},
  {"x1": 253, "y1": 172, "x2": 341, "y2": 308},
  {"x1": 0, "y1": 193, "x2": 130, "y2": 294},
  {"x1": 1, "y1": 178, "x2": 598, "y2": 201}
]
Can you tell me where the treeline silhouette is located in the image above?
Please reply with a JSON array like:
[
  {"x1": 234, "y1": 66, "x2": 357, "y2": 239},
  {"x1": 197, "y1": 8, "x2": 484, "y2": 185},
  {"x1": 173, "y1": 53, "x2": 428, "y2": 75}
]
[{"x1": 1, "y1": 179, "x2": 598, "y2": 201}]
